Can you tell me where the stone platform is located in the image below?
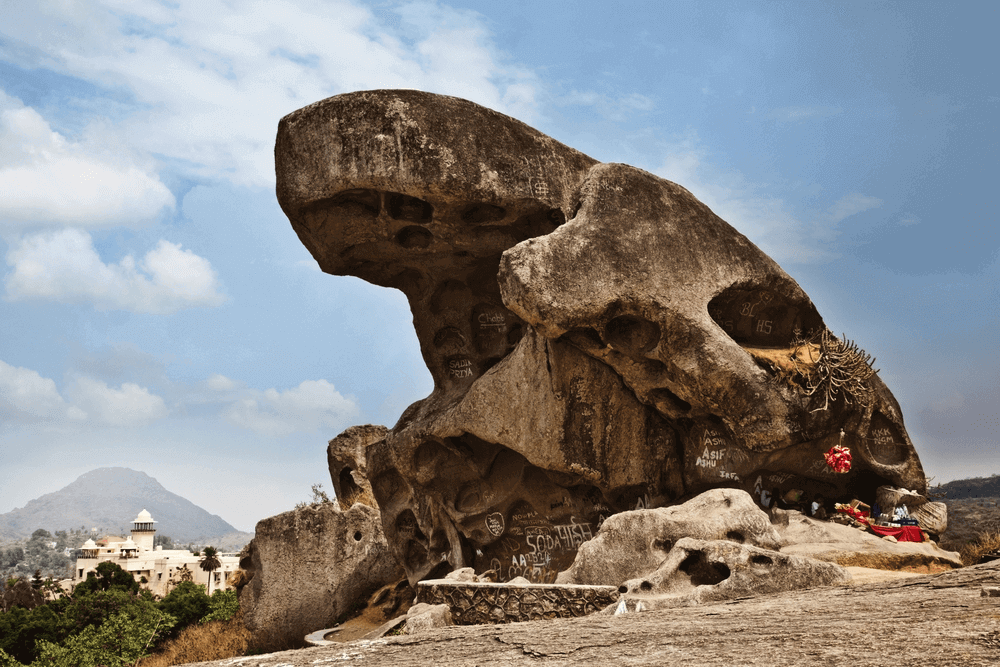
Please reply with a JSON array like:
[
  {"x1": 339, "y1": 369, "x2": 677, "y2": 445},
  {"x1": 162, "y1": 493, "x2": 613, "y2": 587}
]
[{"x1": 415, "y1": 579, "x2": 619, "y2": 624}]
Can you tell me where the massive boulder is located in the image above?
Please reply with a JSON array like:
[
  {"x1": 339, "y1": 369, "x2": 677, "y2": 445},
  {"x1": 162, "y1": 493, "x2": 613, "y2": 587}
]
[
  {"x1": 239, "y1": 502, "x2": 402, "y2": 649},
  {"x1": 556, "y1": 489, "x2": 781, "y2": 586},
  {"x1": 275, "y1": 89, "x2": 927, "y2": 585}
]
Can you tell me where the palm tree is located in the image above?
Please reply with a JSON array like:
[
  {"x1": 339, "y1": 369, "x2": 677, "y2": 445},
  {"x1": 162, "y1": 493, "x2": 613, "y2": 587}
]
[{"x1": 199, "y1": 546, "x2": 222, "y2": 595}]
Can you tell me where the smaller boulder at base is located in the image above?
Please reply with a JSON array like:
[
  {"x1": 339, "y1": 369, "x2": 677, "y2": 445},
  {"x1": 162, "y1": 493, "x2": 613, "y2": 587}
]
[
  {"x1": 557, "y1": 488, "x2": 781, "y2": 586},
  {"x1": 405, "y1": 602, "x2": 453, "y2": 634},
  {"x1": 239, "y1": 502, "x2": 402, "y2": 651},
  {"x1": 615, "y1": 537, "x2": 850, "y2": 611}
]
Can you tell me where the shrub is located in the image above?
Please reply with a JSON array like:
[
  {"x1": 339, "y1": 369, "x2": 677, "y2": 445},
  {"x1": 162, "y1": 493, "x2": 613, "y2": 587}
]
[
  {"x1": 0, "y1": 599, "x2": 174, "y2": 667},
  {"x1": 32, "y1": 603, "x2": 174, "y2": 667},
  {"x1": 138, "y1": 614, "x2": 251, "y2": 667},
  {"x1": 64, "y1": 588, "x2": 146, "y2": 637},
  {"x1": 295, "y1": 483, "x2": 335, "y2": 509},
  {"x1": 157, "y1": 581, "x2": 210, "y2": 632},
  {"x1": 0, "y1": 648, "x2": 23, "y2": 667},
  {"x1": 787, "y1": 329, "x2": 878, "y2": 413},
  {"x1": 201, "y1": 589, "x2": 238, "y2": 624},
  {"x1": 958, "y1": 531, "x2": 1000, "y2": 567}
]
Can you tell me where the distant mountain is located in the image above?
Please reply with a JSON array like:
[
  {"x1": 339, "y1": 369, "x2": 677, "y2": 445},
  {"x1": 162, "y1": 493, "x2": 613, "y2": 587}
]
[
  {"x1": 932, "y1": 474, "x2": 1000, "y2": 500},
  {"x1": 0, "y1": 467, "x2": 249, "y2": 544}
]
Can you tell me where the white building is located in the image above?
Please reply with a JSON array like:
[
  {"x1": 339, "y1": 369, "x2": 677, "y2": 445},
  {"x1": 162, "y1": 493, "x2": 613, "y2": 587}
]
[{"x1": 73, "y1": 509, "x2": 240, "y2": 597}]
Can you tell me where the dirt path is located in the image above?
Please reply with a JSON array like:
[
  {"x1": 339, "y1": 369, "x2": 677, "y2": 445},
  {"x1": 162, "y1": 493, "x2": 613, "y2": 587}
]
[{"x1": 188, "y1": 562, "x2": 1000, "y2": 667}]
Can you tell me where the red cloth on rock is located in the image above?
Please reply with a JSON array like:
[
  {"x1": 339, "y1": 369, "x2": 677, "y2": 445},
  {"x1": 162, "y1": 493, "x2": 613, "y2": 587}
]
[{"x1": 869, "y1": 524, "x2": 924, "y2": 542}]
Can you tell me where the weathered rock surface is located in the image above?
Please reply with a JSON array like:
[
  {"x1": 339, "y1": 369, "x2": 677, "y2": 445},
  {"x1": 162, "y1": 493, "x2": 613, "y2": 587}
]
[
  {"x1": 329, "y1": 424, "x2": 387, "y2": 506},
  {"x1": 405, "y1": 602, "x2": 453, "y2": 634},
  {"x1": 443, "y1": 567, "x2": 480, "y2": 583},
  {"x1": 615, "y1": 537, "x2": 850, "y2": 610},
  {"x1": 276, "y1": 89, "x2": 927, "y2": 586},
  {"x1": 774, "y1": 508, "x2": 962, "y2": 569},
  {"x1": 186, "y1": 561, "x2": 1000, "y2": 667},
  {"x1": 557, "y1": 488, "x2": 780, "y2": 586},
  {"x1": 239, "y1": 502, "x2": 403, "y2": 650}
]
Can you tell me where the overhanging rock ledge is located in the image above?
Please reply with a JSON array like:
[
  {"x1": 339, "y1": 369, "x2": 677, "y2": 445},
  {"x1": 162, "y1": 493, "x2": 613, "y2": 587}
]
[{"x1": 277, "y1": 89, "x2": 926, "y2": 586}]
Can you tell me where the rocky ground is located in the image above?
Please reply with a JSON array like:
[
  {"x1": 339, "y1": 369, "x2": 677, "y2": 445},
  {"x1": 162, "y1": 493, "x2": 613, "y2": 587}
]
[{"x1": 186, "y1": 561, "x2": 1000, "y2": 667}]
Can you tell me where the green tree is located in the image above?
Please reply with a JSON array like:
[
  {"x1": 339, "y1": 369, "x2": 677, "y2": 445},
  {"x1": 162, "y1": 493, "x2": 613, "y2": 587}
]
[
  {"x1": 2, "y1": 547, "x2": 24, "y2": 569},
  {"x1": 28, "y1": 530, "x2": 51, "y2": 544},
  {"x1": 201, "y1": 588, "x2": 239, "y2": 624},
  {"x1": 0, "y1": 584, "x2": 159, "y2": 664},
  {"x1": 73, "y1": 561, "x2": 139, "y2": 597},
  {"x1": 0, "y1": 648, "x2": 23, "y2": 667},
  {"x1": 199, "y1": 546, "x2": 222, "y2": 596},
  {"x1": 157, "y1": 580, "x2": 210, "y2": 631},
  {"x1": 31, "y1": 602, "x2": 175, "y2": 667},
  {"x1": 0, "y1": 603, "x2": 60, "y2": 663}
]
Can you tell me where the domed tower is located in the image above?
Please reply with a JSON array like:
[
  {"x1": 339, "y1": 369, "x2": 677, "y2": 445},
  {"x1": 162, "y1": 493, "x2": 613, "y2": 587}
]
[
  {"x1": 80, "y1": 538, "x2": 99, "y2": 559},
  {"x1": 131, "y1": 509, "x2": 157, "y2": 552}
]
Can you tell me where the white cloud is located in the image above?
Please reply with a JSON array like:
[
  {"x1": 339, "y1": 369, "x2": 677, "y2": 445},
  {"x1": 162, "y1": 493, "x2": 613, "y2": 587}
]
[
  {"x1": 0, "y1": 0, "x2": 539, "y2": 187},
  {"x1": 65, "y1": 374, "x2": 168, "y2": 426},
  {"x1": 206, "y1": 374, "x2": 237, "y2": 392},
  {"x1": 4, "y1": 228, "x2": 226, "y2": 313},
  {"x1": 0, "y1": 360, "x2": 166, "y2": 426},
  {"x1": 0, "y1": 359, "x2": 78, "y2": 422},
  {"x1": 223, "y1": 379, "x2": 359, "y2": 437},
  {"x1": 824, "y1": 193, "x2": 883, "y2": 223},
  {"x1": 0, "y1": 91, "x2": 175, "y2": 232},
  {"x1": 899, "y1": 213, "x2": 921, "y2": 226},
  {"x1": 653, "y1": 133, "x2": 883, "y2": 265}
]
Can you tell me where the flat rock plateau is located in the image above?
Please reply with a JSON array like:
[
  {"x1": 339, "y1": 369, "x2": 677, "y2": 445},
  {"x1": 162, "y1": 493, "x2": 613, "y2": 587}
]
[{"x1": 188, "y1": 561, "x2": 1000, "y2": 666}]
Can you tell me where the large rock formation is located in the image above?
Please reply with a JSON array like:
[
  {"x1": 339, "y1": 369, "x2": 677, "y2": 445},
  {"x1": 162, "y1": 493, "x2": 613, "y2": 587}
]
[
  {"x1": 276, "y1": 89, "x2": 926, "y2": 585},
  {"x1": 239, "y1": 502, "x2": 402, "y2": 650}
]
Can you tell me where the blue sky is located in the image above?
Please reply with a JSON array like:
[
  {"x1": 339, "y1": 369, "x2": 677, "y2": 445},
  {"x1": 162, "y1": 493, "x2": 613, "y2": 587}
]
[{"x1": 1, "y1": 1, "x2": 996, "y2": 532}]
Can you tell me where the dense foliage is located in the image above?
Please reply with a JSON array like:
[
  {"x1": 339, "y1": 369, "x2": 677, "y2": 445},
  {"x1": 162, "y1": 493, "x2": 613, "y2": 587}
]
[
  {"x1": 0, "y1": 529, "x2": 89, "y2": 583},
  {"x1": 0, "y1": 559, "x2": 239, "y2": 666},
  {"x1": 74, "y1": 560, "x2": 141, "y2": 597}
]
